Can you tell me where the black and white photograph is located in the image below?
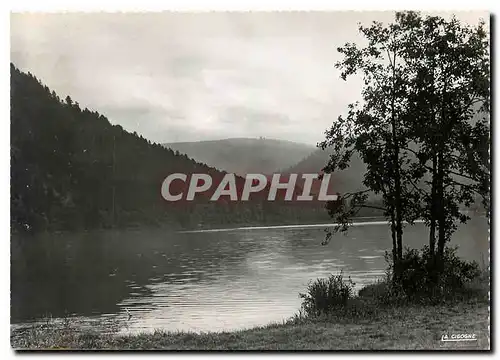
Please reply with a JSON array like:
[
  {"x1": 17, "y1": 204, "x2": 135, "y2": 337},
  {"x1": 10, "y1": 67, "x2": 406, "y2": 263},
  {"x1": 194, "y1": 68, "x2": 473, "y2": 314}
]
[{"x1": 9, "y1": 9, "x2": 491, "y2": 351}]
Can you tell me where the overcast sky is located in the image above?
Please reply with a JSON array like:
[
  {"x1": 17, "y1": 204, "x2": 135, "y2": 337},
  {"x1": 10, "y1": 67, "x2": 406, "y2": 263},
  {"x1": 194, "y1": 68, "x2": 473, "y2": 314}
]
[{"x1": 11, "y1": 11, "x2": 488, "y2": 145}]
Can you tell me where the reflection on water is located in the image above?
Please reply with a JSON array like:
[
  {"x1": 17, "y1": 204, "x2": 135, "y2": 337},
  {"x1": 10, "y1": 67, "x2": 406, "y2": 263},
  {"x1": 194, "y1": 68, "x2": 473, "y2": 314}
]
[{"x1": 11, "y1": 217, "x2": 488, "y2": 333}]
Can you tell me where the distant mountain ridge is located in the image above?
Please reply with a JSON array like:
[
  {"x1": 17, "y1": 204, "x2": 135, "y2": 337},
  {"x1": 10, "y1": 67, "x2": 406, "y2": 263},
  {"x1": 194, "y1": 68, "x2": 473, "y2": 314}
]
[
  {"x1": 282, "y1": 148, "x2": 368, "y2": 196},
  {"x1": 163, "y1": 138, "x2": 316, "y2": 176}
]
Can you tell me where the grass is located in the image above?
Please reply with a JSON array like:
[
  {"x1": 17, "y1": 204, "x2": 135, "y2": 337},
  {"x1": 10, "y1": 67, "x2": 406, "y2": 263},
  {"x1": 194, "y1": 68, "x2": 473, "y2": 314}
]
[{"x1": 11, "y1": 297, "x2": 489, "y2": 350}]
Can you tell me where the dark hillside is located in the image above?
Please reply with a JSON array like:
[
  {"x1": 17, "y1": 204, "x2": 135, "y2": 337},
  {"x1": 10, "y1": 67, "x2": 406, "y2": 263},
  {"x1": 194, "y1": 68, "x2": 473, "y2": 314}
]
[{"x1": 10, "y1": 65, "x2": 331, "y2": 232}]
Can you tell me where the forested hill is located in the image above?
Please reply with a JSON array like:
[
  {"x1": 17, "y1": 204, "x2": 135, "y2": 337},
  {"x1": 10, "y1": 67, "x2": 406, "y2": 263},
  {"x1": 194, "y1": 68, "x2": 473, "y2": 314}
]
[
  {"x1": 10, "y1": 64, "x2": 330, "y2": 233},
  {"x1": 10, "y1": 64, "x2": 222, "y2": 232}
]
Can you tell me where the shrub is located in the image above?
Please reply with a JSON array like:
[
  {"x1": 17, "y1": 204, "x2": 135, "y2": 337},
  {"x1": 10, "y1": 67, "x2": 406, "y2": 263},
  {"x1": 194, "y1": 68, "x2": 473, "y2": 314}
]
[
  {"x1": 358, "y1": 273, "x2": 412, "y2": 306},
  {"x1": 299, "y1": 271, "x2": 356, "y2": 316},
  {"x1": 358, "y1": 280, "x2": 387, "y2": 299},
  {"x1": 358, "y1": 280, "x2": 396, "y2": 304},
  {"x1": 386, "y1": 246, "x2": 481, "y2": 303}
]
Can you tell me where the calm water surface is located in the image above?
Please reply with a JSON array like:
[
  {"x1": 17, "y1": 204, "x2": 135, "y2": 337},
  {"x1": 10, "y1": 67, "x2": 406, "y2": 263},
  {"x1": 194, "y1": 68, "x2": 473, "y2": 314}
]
[{"x1": 11, "y1": 217, "x2": 488, "y2": 334}]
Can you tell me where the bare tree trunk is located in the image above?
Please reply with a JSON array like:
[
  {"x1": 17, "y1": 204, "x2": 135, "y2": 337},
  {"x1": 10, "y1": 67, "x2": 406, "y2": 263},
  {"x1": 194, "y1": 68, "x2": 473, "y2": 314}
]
[
  {"x1": 389, "y1": 53, "x2": 404, "y2": 263},
  {"x1": 436, "y1": 151, "x2": 446, "y2": 267},
  {"x1": 390, "y1": 205, "x2": 397, "y2": 266},
  {"x1": 429, "y1": 153, "x2": 437, "y2": 256},
  {"x1": 435, "y1": 80, "x2": 449, "y2": 270},
  {"x1": 391, "y1": 103, "x2": 404, "y2": 262}
]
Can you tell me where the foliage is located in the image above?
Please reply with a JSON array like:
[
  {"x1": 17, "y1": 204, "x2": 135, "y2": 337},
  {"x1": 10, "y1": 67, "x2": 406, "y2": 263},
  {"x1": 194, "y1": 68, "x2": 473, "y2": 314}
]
[
  {"x1": 320, "y1": 11, "x2": 490, "y2": 273},
  {"x1": 399, "y1": 13, "x2": 490, "y2": 260},
  {"x1": 319, "y1": 12, "x2": 428, "y2": 263},
  {"x1": 299, "y1": 272, "x2": 356, "y2": 316},
  {"x1": 357, "y1": 279, "x2": 406, "y2": 305},
  {"x1": 382, "y1": 246, "x2": 482, "y2": 303}
]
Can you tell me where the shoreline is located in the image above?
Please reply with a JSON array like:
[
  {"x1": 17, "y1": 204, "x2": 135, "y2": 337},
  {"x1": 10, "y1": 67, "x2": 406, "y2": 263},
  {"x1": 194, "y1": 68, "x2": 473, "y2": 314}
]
[
  {"x1": 178, "y1": 219, "x2": 425, "y2": 233},
  {"x1": 13, "y1": 213, "x2": 486, "y2": 236},
  {"x1": 11, "y1": 299, "x2": 489, "y2": 350}
]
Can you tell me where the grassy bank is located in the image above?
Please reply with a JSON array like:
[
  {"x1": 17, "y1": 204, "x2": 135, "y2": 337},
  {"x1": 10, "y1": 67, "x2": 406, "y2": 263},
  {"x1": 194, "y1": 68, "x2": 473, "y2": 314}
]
[{"x1": 11, "y1": 297, "x2": 489, "y2": 350}]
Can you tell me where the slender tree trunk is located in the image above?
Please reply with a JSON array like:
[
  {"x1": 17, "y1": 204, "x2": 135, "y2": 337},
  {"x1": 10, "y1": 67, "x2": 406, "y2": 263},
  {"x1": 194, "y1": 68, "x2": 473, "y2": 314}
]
[
  {"x1": 436, "y1": 127, "x2": 446, "y2": 270},
  {"x1": 391, "y1": 104, "x2": 404, "y2": 262},
  {"x1": 389, "y1": 62, "x2": 404, "y2": 263},
  {"x1": 436, "y1": 151, "x2": 446, "y2": 266},
  {"x1": 390, "y1": 205, "x2": 397, "y2": 266},
  {"x1": 428, "y1": 70, "x2": 438, "y2": 260},
  {"x1": 387, "y1": 50, "x2": 403, "y2": 277},
  {"x1": 395, "y1": 185, "x2": 403, "y2": 261},
  {"x1": 436, "y1": 100, "x2": 448, "y2": 268},
  {"x1": 382, "y1": 184, "x2": 398, "y2": 275},
  {"x1": 429, "y1": 153, "x2": 437, "y2": 256},
  {"x1": 435, "y1": 79, "x2": 449, "y2": 270}
]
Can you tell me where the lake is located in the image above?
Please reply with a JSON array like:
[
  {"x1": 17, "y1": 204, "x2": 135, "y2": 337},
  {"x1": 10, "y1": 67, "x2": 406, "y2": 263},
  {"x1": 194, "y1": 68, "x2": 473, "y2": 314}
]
[{"x1": 11, "y1": 217, "x2": 489, "y2": 334}]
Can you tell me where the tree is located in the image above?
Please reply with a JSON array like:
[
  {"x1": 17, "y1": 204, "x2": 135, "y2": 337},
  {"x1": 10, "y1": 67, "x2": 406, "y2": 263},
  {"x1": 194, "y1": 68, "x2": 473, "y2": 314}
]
[
  {"x1": 320, "y1": 11, "x2": 490, "y2": 276},
  {"x1": 398, "y1": 13, "x2": 490, "y2": 266},
  {"x1": 319, "y1": 13, "x2": 423, "y2": 268}
]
